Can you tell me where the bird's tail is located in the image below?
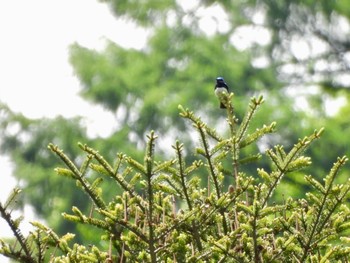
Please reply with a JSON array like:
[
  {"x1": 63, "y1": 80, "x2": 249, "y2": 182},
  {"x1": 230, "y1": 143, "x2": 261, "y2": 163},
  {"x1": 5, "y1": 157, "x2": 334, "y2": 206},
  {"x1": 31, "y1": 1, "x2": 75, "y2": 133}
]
[{"x1": 220, "y1": 102, "x2": 226, "y2": 109}]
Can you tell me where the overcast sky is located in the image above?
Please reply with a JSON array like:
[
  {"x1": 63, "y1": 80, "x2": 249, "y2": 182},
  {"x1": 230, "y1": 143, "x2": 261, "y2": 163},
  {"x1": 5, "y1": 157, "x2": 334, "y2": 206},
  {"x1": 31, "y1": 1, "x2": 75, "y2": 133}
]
[{"x1": 0, "y1": 1, "x2": 149, "y2": 257}]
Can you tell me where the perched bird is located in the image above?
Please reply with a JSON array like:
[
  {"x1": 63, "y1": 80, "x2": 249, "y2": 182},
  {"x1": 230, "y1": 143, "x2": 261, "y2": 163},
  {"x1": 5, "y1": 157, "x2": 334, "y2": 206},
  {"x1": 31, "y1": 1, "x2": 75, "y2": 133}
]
[{"x1": 214, "y1": 77, "x2": 229, "y2": 109}]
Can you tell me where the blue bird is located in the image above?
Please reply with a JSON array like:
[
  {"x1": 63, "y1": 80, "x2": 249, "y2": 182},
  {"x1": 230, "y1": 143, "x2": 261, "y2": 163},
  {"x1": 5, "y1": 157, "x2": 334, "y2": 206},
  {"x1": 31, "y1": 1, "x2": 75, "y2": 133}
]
[{"x1": 214, "y1": 77, "x2": 229, "y2": 109}]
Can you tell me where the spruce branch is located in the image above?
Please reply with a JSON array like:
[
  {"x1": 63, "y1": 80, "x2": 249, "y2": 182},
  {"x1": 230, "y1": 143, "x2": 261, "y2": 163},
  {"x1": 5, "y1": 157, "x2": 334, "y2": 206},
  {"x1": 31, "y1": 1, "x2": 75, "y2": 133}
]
[
  {"x1": 225, "y1": 96, "x2": 268, "y2": 189},
  {"x1": 2, "y1": 188, "x2": 21, "y2": 211},
  {"x1": 178, "y1": 105, "x2": 223, "y2": 142},
  {"x1": 239, "y1": 122, "x2": 276, "y2": 148},
  {"x1": 194, "y1": 120, "x2": 230, "y2": 236},
  {"x1": 49, "y1": 143, "x2": 106, "y2": 209},
  {"x1": 79, "y1": 153, "x2": 93, "y2": 175},
  {"x1": 196, "y1": 120, "x2": 221, "y2": 198},
  {"x1": 30, "y1": 221, "x2": 73, "y2": 254},
  {"x1": 0, "y1": 189, "x2": 35, "y2": 263},
  {"x1": 172, "y1": 141, "x2": 193, "y2": 210},
  {"x1": 161, "y1": 151, "x2": 205, "y2": 251},
  {"x1": 144, "y1": 131, "x2": 157, "y2": 263},
  {"x1": 300, "y1": 156, "x2": 349, "y2": 261},
  {"x1": 224, "y1": 92, "x2": 238, "y2": 135},
  {"x1": 97, "y1": 209, "x2": 149, "y2": 243},
  {"x1": 263, "y1": 128, "x2": 324, "y2": 207},
  {"x1": 78, "y1": 143, "x2": 136, "y2": 196},
  {"x1": 230, "y1": 136, "x2": 240, "y2": 188},
  {"x1": 32, "y1": 230, "x2": 45, "y2": 263},
  {"x1": 235, "y1": 95, "x2": 265, "y2": 144}
]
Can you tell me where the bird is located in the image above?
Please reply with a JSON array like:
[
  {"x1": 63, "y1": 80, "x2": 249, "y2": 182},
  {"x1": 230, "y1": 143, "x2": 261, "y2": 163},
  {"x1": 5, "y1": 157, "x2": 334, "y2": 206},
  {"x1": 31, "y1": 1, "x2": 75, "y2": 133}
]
[{"x1": 214, "y1": 77, "x2": 229, "y2": 109}]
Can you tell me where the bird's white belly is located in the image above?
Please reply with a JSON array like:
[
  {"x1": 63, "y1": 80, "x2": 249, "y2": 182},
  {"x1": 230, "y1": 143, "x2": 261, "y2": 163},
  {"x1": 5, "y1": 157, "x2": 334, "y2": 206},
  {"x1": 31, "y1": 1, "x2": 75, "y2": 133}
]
[{"x1": 215, "y1": 87, "x2": 228, "y2": 97}]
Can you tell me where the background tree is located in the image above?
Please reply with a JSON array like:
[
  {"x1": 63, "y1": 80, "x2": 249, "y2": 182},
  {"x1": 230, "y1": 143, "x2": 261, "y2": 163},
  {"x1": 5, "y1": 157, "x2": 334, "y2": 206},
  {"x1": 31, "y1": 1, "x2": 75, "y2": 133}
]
[{"x1": 1, "y1": 0, "x2": 350, "y2": 242}]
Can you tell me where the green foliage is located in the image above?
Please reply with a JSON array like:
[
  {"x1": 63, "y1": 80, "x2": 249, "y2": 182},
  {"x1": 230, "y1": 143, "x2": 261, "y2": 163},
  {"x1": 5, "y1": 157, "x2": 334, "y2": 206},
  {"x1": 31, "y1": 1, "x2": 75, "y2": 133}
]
[
  {"x1": 1, "y1": 2, "x2": 350, "y2": 261},
  {"x1": 2, "y1": 95, "x2": 350, "y2": 262}
]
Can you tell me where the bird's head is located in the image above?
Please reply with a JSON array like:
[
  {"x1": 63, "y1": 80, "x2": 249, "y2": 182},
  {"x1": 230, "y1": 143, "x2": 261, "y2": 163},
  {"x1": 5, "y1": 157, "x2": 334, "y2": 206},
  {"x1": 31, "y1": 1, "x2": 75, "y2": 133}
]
[{"x1": 216, "y1": 77, "x2": 225, "y2": 84}]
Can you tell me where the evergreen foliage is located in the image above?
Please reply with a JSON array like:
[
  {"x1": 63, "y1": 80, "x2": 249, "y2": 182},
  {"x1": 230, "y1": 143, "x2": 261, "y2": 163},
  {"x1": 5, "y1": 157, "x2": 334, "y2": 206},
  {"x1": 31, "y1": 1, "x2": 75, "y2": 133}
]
[{"x1": 1, "y1": 94, "x2": 350, "y2": 262}]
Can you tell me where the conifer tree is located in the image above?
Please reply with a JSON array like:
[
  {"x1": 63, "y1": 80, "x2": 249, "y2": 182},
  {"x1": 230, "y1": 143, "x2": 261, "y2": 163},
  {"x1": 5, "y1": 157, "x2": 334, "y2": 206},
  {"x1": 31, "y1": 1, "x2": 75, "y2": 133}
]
[{"x1": 2, "y1": 94, "x2": 350, "y2": 262}]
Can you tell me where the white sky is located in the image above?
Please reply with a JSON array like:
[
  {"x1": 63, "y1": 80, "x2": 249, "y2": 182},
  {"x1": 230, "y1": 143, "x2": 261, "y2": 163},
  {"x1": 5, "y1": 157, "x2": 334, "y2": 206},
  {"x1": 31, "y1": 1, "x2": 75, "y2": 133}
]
[
  {"x1": 0, "y1": 0, "x2": 148, "y2": 259},
  {"x1": 0, "y1": 0, "x2": 148, "y2": 119}
]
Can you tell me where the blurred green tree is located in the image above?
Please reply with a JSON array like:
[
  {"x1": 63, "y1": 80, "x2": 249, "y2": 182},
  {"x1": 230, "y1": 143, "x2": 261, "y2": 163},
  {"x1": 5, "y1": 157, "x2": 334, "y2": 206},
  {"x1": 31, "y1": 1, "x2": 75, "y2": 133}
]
[{"x1": 1, "y1": 0, "x2": 349, "y2": 242}]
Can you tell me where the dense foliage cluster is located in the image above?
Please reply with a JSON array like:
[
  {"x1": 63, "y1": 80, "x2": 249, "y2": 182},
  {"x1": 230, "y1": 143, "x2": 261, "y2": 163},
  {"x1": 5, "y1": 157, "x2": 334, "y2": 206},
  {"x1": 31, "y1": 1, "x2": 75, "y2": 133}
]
[{"x1": 1, "y1": 94, "x2": 350, "y2": 262}]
